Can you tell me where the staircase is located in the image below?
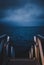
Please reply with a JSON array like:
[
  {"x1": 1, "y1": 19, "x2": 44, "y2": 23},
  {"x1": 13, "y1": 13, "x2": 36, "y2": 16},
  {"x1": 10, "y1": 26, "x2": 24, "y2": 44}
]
[{"x1": 0, "y1": 34, "x2": 44, "y2": 65}]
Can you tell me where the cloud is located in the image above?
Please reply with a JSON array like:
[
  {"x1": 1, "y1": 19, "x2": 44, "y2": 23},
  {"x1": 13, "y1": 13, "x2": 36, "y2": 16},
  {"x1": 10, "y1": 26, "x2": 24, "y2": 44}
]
[
  {"x1": 0, "y1": 3, "x2": 44, "y2": 26},
  {"x1": 1, "y1": 4, "x2": 43, "y2": 22}
]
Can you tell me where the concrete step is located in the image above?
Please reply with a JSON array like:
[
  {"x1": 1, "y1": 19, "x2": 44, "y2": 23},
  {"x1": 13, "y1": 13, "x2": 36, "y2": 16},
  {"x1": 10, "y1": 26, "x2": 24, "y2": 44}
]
[{"x1": 6, "y1": 58, "x2": 40, "y2": 65}]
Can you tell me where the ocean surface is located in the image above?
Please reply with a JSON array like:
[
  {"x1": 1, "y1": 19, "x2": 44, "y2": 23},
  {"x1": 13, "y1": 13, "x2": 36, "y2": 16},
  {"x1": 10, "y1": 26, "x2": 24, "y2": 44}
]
[{"x1": 0, "y1": 26, "x2": 44, "y2": 44}]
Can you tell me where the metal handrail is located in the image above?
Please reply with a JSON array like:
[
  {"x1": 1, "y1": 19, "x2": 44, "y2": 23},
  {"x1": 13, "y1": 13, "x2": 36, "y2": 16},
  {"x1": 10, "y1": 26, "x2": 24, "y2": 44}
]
[{"x1": 34, "y1": 35, "x2": 44, "y2": 65}]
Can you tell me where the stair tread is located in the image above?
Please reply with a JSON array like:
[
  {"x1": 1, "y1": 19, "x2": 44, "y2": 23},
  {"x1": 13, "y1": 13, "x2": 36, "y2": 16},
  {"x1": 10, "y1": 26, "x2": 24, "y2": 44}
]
[{"x1": 6, "y1": 59, "x2": 40, "y2": 65}]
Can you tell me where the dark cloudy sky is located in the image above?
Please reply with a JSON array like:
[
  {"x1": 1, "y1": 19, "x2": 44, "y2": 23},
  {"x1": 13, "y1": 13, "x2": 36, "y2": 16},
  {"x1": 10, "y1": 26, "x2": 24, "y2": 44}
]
[{"x1": 0, "y1": 0, "x2": 44, "y2": 26}]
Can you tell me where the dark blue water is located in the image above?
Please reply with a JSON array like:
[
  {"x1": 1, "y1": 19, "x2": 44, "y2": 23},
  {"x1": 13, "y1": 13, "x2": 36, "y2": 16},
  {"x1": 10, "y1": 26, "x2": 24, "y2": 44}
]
[{"x1": 0, "y1": 26, "x2": 44, "y2": 45}]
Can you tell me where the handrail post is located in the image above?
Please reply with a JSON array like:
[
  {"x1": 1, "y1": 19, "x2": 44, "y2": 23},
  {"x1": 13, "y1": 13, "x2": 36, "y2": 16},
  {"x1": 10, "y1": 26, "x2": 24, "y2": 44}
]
[
  {"x1": 31, "y1": 46, "x2": 33, "y2": 58},
  {"x1": 29, "y1": 45, "x2": 33, "y2": 59},
  {"x1": 34, "y1": 36, "x2": 39, "y2": 61},
  {"x1": 37, "y1": 38, "x2": 44, "y2": 65},
  {"x1": 34, "y1": 44, "x2": 39, "y2": 61}
]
